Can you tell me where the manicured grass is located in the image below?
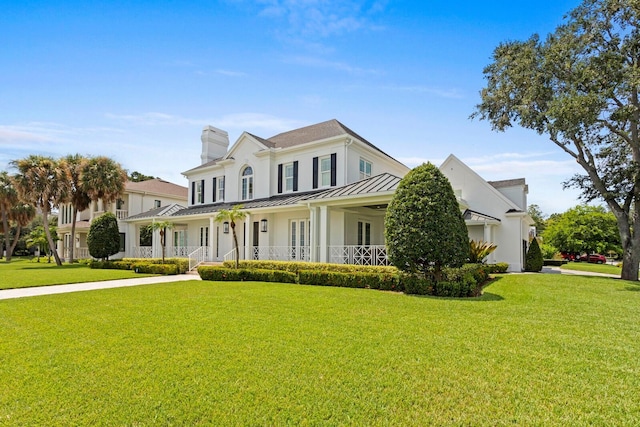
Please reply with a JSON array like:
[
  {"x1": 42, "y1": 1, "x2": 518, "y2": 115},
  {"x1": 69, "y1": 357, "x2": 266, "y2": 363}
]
[
  {"x1": 0, "y1": 258, "x2": 156, "y2": 290},
  {"x1": 561, "y1": 261, "x2": 622, "y2": 275},
  {"x1": 1, "y1": 274, "x2": 639, "y2": 425}
]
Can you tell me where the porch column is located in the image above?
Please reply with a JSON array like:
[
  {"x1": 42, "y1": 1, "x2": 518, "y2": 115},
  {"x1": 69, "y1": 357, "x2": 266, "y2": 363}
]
[
  {"x1": 127, "y1": 223, "x2": 136, "y2": 257},
  {"x1": 244, "y1": 213, "x2": 251, "y2": 260},
  {"x1": 483, "y1": 222, "x2": 495, "y2": 263},
  {"x1": 309, "y1": 206, "x2": 318, "y2": 262},
  {"x1": 319, "y1": 206, "x2": 330, "y2": 263},
  {"x1": 209, "y1": 216, "x2": 215, "y2": 261}
]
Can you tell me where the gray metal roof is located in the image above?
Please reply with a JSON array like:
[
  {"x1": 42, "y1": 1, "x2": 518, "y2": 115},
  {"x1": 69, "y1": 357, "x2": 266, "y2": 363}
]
[
  {"x1": 463, "y1": 209, "x2": 501, "y2": 222},
  {"x1": 304, "y1": 173, "x2": 401, "y2": 201},
  {"x1": 169, "y1": 189, "x2": 327, "y2": 217},
  {"x1": 125, "y1": 203, "x2": 186, "y2": 220}
]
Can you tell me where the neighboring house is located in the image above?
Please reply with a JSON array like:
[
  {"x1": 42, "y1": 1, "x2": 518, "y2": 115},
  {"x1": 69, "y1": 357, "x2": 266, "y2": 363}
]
[
  {"x1": 122, "y1": 119, "x2": 532, "y2": 272},
  {"x1": 56, "y1": 179, "x2": 188, "y2": 261}
]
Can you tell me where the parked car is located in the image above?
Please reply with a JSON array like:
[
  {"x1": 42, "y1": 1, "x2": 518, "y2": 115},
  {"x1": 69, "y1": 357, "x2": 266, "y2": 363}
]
[
  {"x1": 579, "y1": 253, "x2": 607, "y2": 264},
  {"x1": 561, "y1": 252, "x2": 581, "y2": 261}
]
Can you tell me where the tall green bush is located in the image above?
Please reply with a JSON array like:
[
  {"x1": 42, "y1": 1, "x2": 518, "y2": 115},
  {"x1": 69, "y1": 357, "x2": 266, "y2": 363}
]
[
  {"x1": 87, "y1": 212, "x2": 120, "y2": 261},
  {"x1": 385, "y1": 163, "x2": 469, "y2": 282},
  {"x1": 525, "y1": 238, "x2": 543, "y2": 272}
]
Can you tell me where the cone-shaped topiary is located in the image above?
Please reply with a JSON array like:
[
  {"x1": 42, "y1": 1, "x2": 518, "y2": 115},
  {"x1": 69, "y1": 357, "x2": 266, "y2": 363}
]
[
  {"x1": 385, "y1": 162, "x2": 469, "y2": 282},
  {"x1": 88, "y1": 212, "x2": 121, "y2": 261},
  {"x1": 525, "y1": 237, "x2": 543, "y2": 272}
]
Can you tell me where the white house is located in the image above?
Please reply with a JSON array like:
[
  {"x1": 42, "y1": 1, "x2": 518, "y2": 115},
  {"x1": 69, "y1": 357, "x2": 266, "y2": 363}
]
[
  {"x1": 122, "y1": 119, "x2": 532, "y2": 272},
  {"x1": 57, "y1": 178, "x2": 188, "y2": 260}
]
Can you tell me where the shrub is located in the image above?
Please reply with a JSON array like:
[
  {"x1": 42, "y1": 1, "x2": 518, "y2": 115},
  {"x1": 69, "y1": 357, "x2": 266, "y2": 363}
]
[
  {"x1": 543, "y1": 259, "x2": 566, "y2": 266},
  {"x1": 223, "y1": 260, "x2": 398, "y2": 275},
  {"x1": 525, "y1": 238, "x2": 544, "y2": 272},
  {"x1": 297, "y1": 270, "x2": 399, "y2": 290},
  {"x1": 131, "y1": 262, "x2": 178, "y2": 275},
  {"x1": 483, "y1": 263, "x2": 509, "y2": 273},
  {"x1": 401, "y1": 264, "x2": 488, "y2": 297},
  {"x1": 122, "y1": 258, "x2": 189, "y2": 274},
  {"x1": 469, "y1": 240, "x2": 497, "y2": 263},
  {"x1": 87, "y1": 212, "x2": 121, "y2": 261},
  {"x1": 540, "y1": 243, "x2": 560, "y2": 260},
  {"x1": 385, "y1": 163, "x2": 469, "y2": 281}
]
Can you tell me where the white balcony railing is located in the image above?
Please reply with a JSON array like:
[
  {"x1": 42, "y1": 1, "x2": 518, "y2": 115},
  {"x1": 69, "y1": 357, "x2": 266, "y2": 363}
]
[
  {"x1": 63, "y1": 247, "x2": 91, "y2": 260},
  {"x1": 329, "y1": 245, "x2": 390, "y2": 266},
  {"x1": 116, "y1": 209, "x2": 128, "y2": 220}
]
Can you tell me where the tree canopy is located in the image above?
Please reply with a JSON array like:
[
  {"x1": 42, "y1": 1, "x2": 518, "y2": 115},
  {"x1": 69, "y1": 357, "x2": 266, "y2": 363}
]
[
  {"x1": 87, "y1": 212, "x2": 121, "y2": 261},
  {"x1": 543, "y1": 205, "x2": 621, "y2": 256},
  {"x1": 215, "y1": 205, "x2": 247, "y2": 269},
  {"x1": 384, "y1": 163, "x2": 469, "y2": 281},
  {"x1": 128, "y1": 171, "x2": 157, "y2": 182},
  {"x1": 473, "y1": 0, "x2": 640, "y2": 280}
]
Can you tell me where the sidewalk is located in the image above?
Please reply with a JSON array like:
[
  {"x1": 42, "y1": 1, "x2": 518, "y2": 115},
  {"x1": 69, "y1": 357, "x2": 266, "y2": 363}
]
[
  {"x1": 541, "y1": 266, "x2": 620, "y2": 278},
  {"x1": 0, "y1": 274, "x2": 201, "y2": 301}
]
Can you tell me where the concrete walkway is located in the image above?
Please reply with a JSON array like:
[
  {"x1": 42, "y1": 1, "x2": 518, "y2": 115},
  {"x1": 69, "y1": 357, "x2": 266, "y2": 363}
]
[
  {"x1": 0, "y1": 274, "x2": 201, "y2": 301},
  {"x1": 541, "y1": 266, "x2": 620, "y2": 278}
]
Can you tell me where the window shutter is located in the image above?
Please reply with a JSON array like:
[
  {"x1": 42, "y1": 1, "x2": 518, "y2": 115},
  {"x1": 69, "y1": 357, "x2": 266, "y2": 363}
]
[
  {"x1": 212, "y1": 177, "x2": 217, "y2": 202},
  {"x1": 312, "y1": 157, "x2": 319, "y2": 189},
  {"x1": 191, "y1": 181, "x2": 195, "y2": 205},
  {"x1": 330, "y1": 153, "x2": 337, "y2": 186},
  {"x1": 293, "y1": 161, "x2": 298, "y2": 192},
  {"x1": 201, "y1": 179, "x2": 205, "y2": 204},
  {"x1": 277, "y1": 164, "x2": 283, "y2": 194}
]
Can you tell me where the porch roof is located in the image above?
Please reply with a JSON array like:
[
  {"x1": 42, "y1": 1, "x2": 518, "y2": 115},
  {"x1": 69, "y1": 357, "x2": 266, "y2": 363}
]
[
  {"x1": 463, "y1": 209, "x2": 501, "y2": 223},
  {"x1": 169, "y1": 189, "x2": 327, "y2": 217},
  {"x1": 303, "y1": 173, "x2": 401, "y2": 201},
  {"x1": 125, "y1": 203, "x2": 187, "y2": 220}
]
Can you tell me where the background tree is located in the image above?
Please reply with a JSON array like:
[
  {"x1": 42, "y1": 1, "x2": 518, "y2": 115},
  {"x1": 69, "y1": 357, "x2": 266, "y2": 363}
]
[
  {"x1": 81, "y1": 156, "x2": 127, "y2": 211},
  {"x1": 146, "y1": 220, "x2": 174, "y2": 264},
  {"x1": 6, "y1": 203, "x2": 36, "y2": 258},
  {"x1": 128, "y1": 171, "x2": 157, "y2": 182},
  {"x1": 87, "y1": 212, "x2": 120, "y2": 261},
  {"x1": 528, "y1": 204, "x2": 547, "y2": 235},
  {"x1": 525, "y1": 238, "x2": 543, "y2": 272},
  {"x1": 543, "y1": 205, "x2": 621, "y2": 257},
  {"x1": 11, "y1": 155, "x2": 71, "y2": 266},
  {"x1": 215, "y1": 205, "x2": 247, "y2": 269},
  {"x1": 473, "y1": 0, "x2": 640, "y2": 280},
  {"x1": 385, "y1": 163, "x2": 469, "y2": 282},
  {"x1": 0, "y1": 171, "x2": 18, "y2": 261},
  {"x1": 26, "y1": 223, "x2": 58, "y2": 263},
  {"x1": 64, "y1": 154, "x2": 92, "y2": 263}
]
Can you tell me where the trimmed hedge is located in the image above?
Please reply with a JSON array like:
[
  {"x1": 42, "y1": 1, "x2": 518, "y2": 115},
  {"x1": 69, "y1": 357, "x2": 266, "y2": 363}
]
[
  {"x1": 483, "y1": 263, "x2": 509, "y2": 273},
  {"x1": 298, "y1": 270, "x2": 401, "y2": 291},
  {"x1": 198, "y1": 267, "x2": 297, "y2": 283},
  {"x1": 122, "y1": 258, "x2": 189, "y2": 274},
  {"x1": 222, "y1": 260, "x2": 398, "y2": 275},
  {"x1": 89, "y1": 259, "x2": 179, "y2": 275},
  {"x1": 401, "y1": 264, "x2": 489, "y2": 297},
  {"x1": 543, "y1": 259, "x2": 566, "y2": 266}
]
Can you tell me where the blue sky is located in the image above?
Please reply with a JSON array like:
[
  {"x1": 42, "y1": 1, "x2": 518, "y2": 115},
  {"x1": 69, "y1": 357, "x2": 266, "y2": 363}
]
[{"x1": 1, "y1": 0, "x2": 585, "y2": 215}]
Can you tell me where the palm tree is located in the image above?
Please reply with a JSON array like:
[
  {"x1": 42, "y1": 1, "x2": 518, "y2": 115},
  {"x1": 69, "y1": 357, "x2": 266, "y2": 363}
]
[
  {"x1": 7, "y1": 203, "x2": 36, "y2": 259},
  {"x1": 11, "y1": 155, "x2": 71, "y2": 266},
  {"x1": 80, "y1": 156, "x2": 127, "y2": 211},
  {"x1": 0, "y1": 171, "x2": 18, "y2": 261},
  {"x1": 147, "y1": 220, "x2": 174, "y2": 264},
  {"x1": 64, "y1": 154, "x2": 91, "y2": 263},
  {"x1": 215, "y1": 205, "x2": 247, "y2": 269}
]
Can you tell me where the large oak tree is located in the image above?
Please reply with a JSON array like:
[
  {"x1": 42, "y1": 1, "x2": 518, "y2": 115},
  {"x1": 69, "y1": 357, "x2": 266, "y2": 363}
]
[{"x1": 473, "y1": 0, "x2": 640, "y2": 280}]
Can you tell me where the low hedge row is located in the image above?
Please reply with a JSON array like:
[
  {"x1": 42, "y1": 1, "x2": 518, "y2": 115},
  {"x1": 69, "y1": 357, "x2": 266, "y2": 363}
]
[
  {"x1": 222, "y1": 260, "x2": 398, "y2": 275},
  {"x1": 200, "y1": 263, "x2": 491, "y2": 297},
  {"x1": 543, "y1": 259, "x2": 566, "y2": 266},
  {"x1": 198, "y1": 267, "x2": 297, "y2": 283},
  {"x1": 121, "y1": 258, "x2": 189, "y2": 274},
  {"x1": 89, "y1": 259, "x2": 179, "y2": 275}
]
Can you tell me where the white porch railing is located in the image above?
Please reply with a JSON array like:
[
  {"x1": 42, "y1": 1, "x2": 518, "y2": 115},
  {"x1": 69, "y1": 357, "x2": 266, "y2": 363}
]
[
  {"x1": 64, "y1": 247, "x2": 90, "y2": 260},
  {"x1": 329, "y1": 245, "x2": 390, "y2": 266},
  {"x1": 131, "y1": 246, "x2": 154, "y2": 258},
  {"x1": 224, "y1": 249, "x2": 236, "y2": 262},
  {"x1": 189, "y1": 247, "x2": 208, "y2": 271},
  {"x1": 170, "y1": 246, "x2": 210, "y2": 259},
  {"x1": 116, "y1": 209, "x2": 128, "y2": 220},
  {"x1": 251, "y1": 246, "x2": 310, "y2": 261}
]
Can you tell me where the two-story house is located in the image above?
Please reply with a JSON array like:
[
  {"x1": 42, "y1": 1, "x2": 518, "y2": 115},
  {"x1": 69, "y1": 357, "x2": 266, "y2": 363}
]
[
  {"x1": 57, "y1": 178, "x2": 188, "y2": 261},
  {"x1": 122, "y1": 119, "x2": 532, "y2": 271}
]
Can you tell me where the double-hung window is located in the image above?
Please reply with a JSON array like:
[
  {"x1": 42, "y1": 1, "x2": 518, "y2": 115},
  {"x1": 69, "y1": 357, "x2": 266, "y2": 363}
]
[
  {"x1": 196, "y1": 181, "x2": 204, "y2": 204},
  {"x1": 284, "y1": 163, "x2": 294, "y2": 192},
  {"x1": 320, "y1": 156, "x2": 332, "y2": 186},
  {"x1": 359, "y1": 158, "x2": 372, "y2": 179},
  {"x1": 218, "y1": 176, "x2": 225, "y2": 201}
]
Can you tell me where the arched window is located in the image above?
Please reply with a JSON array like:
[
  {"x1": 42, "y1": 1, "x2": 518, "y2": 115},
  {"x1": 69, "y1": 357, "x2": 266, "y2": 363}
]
[{"x1": 241, "y1": 166, "x2": 253, "y2": 200}]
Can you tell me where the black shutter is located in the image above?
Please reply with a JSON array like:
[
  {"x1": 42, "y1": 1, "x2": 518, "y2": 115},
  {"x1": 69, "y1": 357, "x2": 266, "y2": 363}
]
[
  {"x1": 277, "y1": 164, "x2": 283, "y2": 194},
  {"x1": 330, "y1": 153, "x2": 337, "y2": 186},
  {"x1": 191, "y1": 181, "x2": 195, "y2": 205},
  {"x1": 312, "y1": 157, "x2": 319, "y2": 189},
  {"x1": 212, "y1": 177, "x2": 217, "y2": 202},
  {"x1": 222, "y1": 177, "x2": 225, "y2": 200},
  {"x1": 293, "y1": 161, "x2": 298, "y2": 192},
  {"x1": 201, "y1": 179, "x2": 205, "y2": 204}
]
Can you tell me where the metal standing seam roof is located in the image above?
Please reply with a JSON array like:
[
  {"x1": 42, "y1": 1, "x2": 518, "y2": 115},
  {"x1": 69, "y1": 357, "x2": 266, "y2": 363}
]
[
  {"x1": 303, "y1": 173, "x2": 401, "y2": 201},
  {"x1": 125, "y1": 203, "x2": 187, "y2": 220},
  {"x1": 463, "y1": 209, "x2": 501, "y2": 222}
]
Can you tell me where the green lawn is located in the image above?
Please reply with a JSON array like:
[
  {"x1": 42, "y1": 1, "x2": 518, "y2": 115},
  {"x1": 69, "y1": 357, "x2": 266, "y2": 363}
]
[
  {"x1": 1, "y1": 274, "x2": 639, "y2": 425},
  {"x1": 561, "y1": 261, "x2": 622, "y2": 275},
  {"x1": 0, "y1": 258, "x2": 155, "y2": 290}
]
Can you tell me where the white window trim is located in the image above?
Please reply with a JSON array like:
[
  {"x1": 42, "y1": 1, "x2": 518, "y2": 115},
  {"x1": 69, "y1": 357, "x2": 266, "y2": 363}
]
[
  {"x1": 284, "y1": 163, "x2": 294, "y2": 192},
  {"x1": 320, "y1": 156, "x2": 331, "y2": 187},
  {"x1": 359, "y1": 158, "x2": 372, "y2": 180}
]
